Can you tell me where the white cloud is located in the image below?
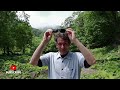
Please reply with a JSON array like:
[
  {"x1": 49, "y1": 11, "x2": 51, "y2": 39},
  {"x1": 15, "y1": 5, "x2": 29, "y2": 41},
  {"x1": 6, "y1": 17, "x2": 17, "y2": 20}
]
[{"x1": 24, "y1": 11, "x2": 74, "y2": 29}]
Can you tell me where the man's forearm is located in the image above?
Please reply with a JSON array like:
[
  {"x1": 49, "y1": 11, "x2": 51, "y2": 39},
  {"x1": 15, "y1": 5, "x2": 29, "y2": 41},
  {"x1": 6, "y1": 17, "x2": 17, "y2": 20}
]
[
  {"x1": 29, "y1": 40, "x2": 48, "y2": 66},
  {"x1": 73, "y1": 38, "x2": 96, "y2": 65}
]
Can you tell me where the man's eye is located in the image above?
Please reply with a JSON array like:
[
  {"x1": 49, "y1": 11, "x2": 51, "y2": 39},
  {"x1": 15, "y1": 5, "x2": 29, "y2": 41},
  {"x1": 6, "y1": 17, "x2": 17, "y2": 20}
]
[
  {"x1": 58, "y1": 43, "x2": 62, "y2": 46},
  {"x1": 58, "y1": 43, "x2": 67, "y2": 46}
]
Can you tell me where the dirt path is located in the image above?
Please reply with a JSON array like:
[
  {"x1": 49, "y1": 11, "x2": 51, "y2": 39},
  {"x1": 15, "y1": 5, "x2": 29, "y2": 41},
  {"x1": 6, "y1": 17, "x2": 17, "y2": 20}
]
[{"x1": 81, "y1": 68, "x2": 97, "y2": 74}]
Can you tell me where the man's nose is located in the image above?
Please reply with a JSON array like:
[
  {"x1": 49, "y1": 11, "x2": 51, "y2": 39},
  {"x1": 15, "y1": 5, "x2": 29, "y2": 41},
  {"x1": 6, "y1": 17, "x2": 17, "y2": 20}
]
[{"x1": 61, "y1": 44, "x2": 64, "y2": 49}]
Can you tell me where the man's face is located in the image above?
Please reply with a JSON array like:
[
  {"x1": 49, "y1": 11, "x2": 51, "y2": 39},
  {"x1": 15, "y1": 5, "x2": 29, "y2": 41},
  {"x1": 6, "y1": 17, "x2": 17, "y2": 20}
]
[{"x1": 56, "y1": 37, "x2": 70, "y2": 55}]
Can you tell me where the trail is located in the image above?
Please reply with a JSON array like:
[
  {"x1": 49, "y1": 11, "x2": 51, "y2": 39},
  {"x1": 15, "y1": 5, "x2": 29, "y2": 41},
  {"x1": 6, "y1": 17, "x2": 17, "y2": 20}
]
[{"x1": 81, "y1": 68, "x2": 97, "y2": 74}]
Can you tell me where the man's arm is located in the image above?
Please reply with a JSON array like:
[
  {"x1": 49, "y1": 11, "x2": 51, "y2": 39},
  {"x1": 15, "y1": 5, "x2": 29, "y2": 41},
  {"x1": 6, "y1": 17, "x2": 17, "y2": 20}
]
[
  {"x1": 66, "y1": 28, "x2": 96, "y2": 66},
  {"x1": 73, "y1": 38, "x2": 96, "y2": 65},
  {"x1": 29, "y1": 29, "x2": 52, "y2": 66}
]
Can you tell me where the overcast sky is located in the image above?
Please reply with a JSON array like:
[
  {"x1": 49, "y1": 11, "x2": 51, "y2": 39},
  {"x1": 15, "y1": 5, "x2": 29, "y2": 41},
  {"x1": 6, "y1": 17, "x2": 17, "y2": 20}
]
[{"x1": 23, "y1": 11, "x2": 74, "y2": 29}]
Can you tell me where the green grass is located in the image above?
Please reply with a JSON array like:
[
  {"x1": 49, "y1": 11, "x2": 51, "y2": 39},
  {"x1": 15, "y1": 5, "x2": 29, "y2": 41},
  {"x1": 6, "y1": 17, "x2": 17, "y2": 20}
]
[
  {"x1": 0, "y1": 55, "x2": 48, "y2": 79},
  {"x1": 91, "y1": 45, "x2": 120, "y2": 60},
  {"x1": 81, "y1": 45, "x2": 120, "y2": 79}
]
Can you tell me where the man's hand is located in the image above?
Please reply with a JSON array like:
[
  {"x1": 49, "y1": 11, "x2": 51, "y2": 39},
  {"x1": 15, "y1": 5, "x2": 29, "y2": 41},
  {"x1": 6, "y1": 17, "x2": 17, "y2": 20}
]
[
  {"x1": 66, "y1": 28, "x2": 76, "y2": 43},
  {"x1": 43, "y1": 29, "x2": 53, "y2": 43},
  {"x1": 66, "y1": 28, "x2": 96, "y2": 66}
]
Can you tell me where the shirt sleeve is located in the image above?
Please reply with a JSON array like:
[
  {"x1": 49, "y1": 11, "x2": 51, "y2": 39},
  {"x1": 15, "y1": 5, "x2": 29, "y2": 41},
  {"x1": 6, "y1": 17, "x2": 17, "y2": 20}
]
[
  {"x1": 40, "y1": 52, "x2": 52, "y2": 66},
  {"x1": 37, "y1": 59, "x2": 42, "y2": 67},
  {"x1": 84, "y1": 60, "x2": 91, "y2": 68},
  {"x1": 75, "y1": 52, "x2": 85, "y2": 68}
]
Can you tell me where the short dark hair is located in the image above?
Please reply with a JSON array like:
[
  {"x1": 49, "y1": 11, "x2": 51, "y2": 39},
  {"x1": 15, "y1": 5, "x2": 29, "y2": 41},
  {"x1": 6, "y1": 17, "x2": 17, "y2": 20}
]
[{"x1": 54, "y1": 32, "x2": 71, "y2": 44}]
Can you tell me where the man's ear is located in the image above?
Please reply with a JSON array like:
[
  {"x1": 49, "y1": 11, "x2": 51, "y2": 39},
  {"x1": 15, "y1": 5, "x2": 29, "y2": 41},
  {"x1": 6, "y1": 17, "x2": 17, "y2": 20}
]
[
  {"x1": 55, "y1": 42, "x2": 58, "y2": 48},
  {"x1": 56, "y1": 44, "x2": 58, "y2": 49}
]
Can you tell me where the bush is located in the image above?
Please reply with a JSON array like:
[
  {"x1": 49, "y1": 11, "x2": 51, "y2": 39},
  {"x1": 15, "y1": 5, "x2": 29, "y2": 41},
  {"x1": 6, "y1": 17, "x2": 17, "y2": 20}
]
[{"x1": 0, "y1": 60, "x2": 48, "y2": 79}]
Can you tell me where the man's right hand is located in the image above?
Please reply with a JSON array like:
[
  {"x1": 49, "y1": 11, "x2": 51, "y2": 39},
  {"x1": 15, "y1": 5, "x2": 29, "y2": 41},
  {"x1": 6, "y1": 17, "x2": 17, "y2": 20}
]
[{"x1": 43, "y1": 29, "x2": 53, "y2": 43}]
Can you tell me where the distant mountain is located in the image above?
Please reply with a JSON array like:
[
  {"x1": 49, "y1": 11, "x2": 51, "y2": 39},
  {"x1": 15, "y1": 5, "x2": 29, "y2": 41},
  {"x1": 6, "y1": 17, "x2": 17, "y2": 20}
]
[
  {"x1": 34, "y1": 25, "x2": 63, "y2": 31},
  {"x1": 32, "y1": 28, "x2": 42, "y2": 36}
]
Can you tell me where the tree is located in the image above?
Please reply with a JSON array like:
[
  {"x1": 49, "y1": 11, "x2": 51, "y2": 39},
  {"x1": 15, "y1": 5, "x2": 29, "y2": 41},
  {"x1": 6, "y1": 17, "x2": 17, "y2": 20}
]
[
  {"x1": 73, "y1": 11, "x2": 119, "y2": 48},
  {"x1": 0, "y1": 11, "x2": 33, "y2": 55},
  {"x1": 0, "y1": 11, "x2": 18, "y2": 55},
  {"x1": 14, "y1": 20, "x2": 33, "y2": 54}
]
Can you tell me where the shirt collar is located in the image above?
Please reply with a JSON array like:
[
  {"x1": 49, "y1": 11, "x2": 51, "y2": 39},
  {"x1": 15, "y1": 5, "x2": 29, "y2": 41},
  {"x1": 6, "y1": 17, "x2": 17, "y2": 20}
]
[{"x1": 56, "y1": 51, "x2": 72, "y2": 60}]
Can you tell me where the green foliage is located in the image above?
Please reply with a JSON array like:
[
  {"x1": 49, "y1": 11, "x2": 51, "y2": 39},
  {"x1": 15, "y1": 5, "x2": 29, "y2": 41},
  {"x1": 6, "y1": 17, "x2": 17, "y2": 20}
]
[
  {"x1": 0, "y1": 60, "x2": 48, "y2": 79},
  {"x1": 71, "y1": 11, "x2": 120, "y2": 48},
  {"x1": 80, "y1": 45, "x2": 120, "y2": 79},
  {"x1": 30, "y1": 36, "x2": 43, "y2": 55},
  {"x1": 81, "y1": 70, "x2": 114, "y2": 79},
  {"x1": 81, "y1": 59, "x2": 120, "y2": 79},
  {"x1": 70, "y1": 43, "x2": 79, "y2": 52},
  {"x1": 91, "y1": 45, "x2": 120, "y2": 60},
  {"x1": 43, "y1": 36, "x2": 57, "y2": 53},
  {"x1": 0, "y1": 11, "x2": 18, "y2": 54},
  {"x1": 0, "y1": 55, "x2": 31, "y2": 64},
  {"x1": 0, "y1": 11, "x2": 33, "y2": 55},
  {"x1": 32, "y1": 28, "x2": 42, "y2": 37},
  {"x1": 14, "y1": 21, "x2": 33, "y2": 54}
]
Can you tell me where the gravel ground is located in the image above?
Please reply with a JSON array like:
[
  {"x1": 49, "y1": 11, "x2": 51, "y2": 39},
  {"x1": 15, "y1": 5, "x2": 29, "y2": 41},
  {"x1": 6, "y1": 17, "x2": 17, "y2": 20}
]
[{"x1": 81, "y1": 68, "x2": 97, "y2": 74}]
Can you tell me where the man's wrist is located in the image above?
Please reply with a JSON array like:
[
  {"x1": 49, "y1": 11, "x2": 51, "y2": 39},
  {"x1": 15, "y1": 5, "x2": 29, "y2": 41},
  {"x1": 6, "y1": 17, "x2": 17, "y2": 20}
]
[
  {"x1": 72, "y1": 38, "x2": 78, "y2": 44},
  {"x1": 41, "y1": 40, "x2": 48, "y2": 45}
]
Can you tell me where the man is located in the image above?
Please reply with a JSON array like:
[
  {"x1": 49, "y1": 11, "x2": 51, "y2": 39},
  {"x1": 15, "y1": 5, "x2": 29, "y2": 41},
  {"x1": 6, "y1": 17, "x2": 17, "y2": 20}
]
[{"x1": 29, "y1": 27, "x2": 96, "y2": 79}]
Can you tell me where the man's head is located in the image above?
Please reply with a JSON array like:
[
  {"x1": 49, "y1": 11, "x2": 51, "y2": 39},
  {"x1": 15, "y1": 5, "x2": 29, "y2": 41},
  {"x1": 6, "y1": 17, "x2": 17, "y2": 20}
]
[{"x1": 54, "y1": 32, "x2": 71, "y2": 55}]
